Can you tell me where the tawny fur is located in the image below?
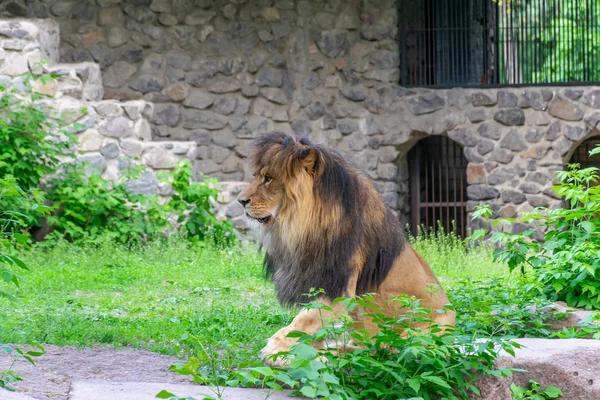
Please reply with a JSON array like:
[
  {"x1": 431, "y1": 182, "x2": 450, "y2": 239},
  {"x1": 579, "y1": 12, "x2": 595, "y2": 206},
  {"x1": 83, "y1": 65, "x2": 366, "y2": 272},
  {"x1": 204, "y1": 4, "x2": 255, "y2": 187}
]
[{"x1": 237, "y1": 132, "x2": 455, "y2": 366}]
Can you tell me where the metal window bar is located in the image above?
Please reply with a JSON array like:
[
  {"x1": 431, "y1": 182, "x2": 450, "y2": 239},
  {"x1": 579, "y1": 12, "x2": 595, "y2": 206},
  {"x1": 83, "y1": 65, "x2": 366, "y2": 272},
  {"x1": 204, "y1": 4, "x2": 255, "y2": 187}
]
[
  {"x1": 408, "y1": 136, "x2": 469, "y2": 238},
  {"x1": 569, "y1": 136, "x2": 600, "y2": 169},
  {"x1": 399, "y1": 0, "x2": 600, "y2": 88}
]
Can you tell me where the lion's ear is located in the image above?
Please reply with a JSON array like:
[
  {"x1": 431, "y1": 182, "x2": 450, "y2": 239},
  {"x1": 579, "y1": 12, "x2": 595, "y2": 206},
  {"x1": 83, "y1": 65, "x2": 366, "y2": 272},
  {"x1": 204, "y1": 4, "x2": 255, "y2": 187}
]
[{"x1": 298, "y1": 148, "x2": 318, "y2": 176}]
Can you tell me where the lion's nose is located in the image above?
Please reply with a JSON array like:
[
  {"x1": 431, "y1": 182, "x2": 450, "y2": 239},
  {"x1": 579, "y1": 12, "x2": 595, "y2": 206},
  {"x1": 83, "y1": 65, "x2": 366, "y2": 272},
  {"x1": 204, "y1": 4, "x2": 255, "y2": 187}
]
[{"x1": 238, "y1": 196, "x2": 250, "y2": 207}]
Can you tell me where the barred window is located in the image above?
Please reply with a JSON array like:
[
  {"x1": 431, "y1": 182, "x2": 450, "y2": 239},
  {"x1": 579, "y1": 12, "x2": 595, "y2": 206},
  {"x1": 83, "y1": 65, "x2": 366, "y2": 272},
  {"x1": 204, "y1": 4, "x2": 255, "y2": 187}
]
[{"x1": 399, "y1": 0, "x2": 600, "y2": 87}]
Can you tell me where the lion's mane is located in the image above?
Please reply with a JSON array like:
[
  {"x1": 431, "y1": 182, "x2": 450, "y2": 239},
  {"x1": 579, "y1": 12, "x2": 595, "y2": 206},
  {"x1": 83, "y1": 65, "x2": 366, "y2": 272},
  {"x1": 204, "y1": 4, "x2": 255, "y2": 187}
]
[{"x1": 251, "y1": 132, "x2": 407, "y2": 307}]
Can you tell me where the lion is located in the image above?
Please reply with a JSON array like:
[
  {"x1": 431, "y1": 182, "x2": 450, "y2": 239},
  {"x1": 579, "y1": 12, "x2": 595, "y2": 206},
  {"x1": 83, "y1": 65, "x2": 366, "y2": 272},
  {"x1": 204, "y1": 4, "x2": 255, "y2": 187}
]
[{"x1": 237, "y1": 132, "x2": 455, "y2": 366}]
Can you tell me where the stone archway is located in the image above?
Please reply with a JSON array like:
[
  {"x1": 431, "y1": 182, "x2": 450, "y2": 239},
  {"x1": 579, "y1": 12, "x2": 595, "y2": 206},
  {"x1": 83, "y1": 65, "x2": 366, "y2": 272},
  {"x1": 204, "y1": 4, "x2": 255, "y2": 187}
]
[
  {"x1": 568, "y1": 134, "x2": 600, "y2": 169},
  {"x1": 407, "y1": 135, "x2": 469, "y2": 237}
]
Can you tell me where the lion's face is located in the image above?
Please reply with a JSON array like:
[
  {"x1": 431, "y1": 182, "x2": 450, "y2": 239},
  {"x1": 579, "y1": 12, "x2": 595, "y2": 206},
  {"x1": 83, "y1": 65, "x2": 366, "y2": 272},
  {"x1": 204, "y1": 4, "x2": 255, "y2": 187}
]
[
  {"x1": 238, "y1": 133, "x2": 320, "y2": 229},
  {"x1": 237, "y1": 167, "x2": 284, "y2": 226}
]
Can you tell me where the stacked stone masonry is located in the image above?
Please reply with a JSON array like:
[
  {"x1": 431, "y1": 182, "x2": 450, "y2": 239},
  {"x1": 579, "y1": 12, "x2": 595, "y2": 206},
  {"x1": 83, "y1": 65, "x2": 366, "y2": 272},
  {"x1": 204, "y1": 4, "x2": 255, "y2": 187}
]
[
  {"x1": 0, "y1": 18, "x2": 197, "y2": 201},
  {"x1": 1, "y1": 1, "x2": 600, "y2": 233}
]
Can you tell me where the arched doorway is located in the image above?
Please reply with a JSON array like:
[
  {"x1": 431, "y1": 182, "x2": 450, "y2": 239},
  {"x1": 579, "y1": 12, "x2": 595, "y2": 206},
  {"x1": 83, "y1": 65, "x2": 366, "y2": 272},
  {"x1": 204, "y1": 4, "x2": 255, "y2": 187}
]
[
  {"x1": 408, "y1": 135, "x2": 468, "y2": 237},
  {"x1": 568, "y1": 136, "x2": 600, "y2": 169}
]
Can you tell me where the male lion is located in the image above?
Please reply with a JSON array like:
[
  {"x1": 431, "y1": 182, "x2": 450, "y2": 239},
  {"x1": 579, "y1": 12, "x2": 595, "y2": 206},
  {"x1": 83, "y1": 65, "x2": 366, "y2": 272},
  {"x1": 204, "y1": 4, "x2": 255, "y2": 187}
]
[{"x1": 237, "y1": 132, "x2": 455, "y2": 366}]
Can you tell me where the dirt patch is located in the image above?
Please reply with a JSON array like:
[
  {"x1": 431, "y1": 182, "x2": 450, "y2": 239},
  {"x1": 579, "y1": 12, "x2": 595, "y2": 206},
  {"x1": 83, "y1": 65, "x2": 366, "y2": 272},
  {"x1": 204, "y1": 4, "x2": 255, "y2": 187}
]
[{"x1": 0, "y1": 345, "x2": 192, "y2": 400}]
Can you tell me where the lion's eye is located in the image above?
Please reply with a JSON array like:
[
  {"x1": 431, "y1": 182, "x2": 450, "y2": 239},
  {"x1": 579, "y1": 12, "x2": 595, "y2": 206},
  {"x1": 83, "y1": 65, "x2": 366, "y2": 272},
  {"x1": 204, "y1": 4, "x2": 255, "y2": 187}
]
[{"x1": 263, "y1": 175, "x2": 272, "y2": 184}]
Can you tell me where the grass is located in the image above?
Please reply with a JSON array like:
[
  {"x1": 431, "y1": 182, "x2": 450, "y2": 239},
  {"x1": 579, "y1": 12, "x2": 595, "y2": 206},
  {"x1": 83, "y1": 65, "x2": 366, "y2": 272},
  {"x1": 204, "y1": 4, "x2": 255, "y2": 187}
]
[{"x1": 0, "y1": 231, "x2": 516, "y2": 367}]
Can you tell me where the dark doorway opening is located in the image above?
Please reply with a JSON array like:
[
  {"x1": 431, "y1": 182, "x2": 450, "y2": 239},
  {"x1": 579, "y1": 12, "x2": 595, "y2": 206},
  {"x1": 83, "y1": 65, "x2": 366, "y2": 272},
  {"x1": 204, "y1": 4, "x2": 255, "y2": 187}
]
[
  {"x1": 408, "y1": 136, "x2": 469, "y2": 237},
  {"x1": 569, "y1": 136, "x2": 600, "y2": 169}
]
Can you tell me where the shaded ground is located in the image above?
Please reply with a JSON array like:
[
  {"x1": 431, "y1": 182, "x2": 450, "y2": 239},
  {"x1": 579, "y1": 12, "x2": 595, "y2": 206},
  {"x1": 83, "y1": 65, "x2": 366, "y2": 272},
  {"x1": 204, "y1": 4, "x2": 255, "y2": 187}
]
[{"x1": 0, "y1": 344, "x2": 191, "y2": 400}]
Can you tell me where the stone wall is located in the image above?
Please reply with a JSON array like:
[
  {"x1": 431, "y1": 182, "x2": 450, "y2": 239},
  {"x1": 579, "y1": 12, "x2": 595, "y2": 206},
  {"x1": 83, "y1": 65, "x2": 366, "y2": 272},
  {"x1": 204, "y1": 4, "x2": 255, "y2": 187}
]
[
  {"x1": 0, "y1": 18, "x2": 197, "y2": 199},
  {"x1": 2, "y1": 2, "x2": 600, "y2": 233}
]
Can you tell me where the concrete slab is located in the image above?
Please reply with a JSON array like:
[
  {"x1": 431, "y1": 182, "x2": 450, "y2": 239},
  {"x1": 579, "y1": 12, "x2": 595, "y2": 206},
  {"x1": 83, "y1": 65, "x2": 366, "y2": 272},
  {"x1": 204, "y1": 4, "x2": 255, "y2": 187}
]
[
  {"x1": 68, "y1": 380, "x2": 297, "y2": 400},
  {"x1": 0, "y1": 388, "x2": 37, "y2": 400}
]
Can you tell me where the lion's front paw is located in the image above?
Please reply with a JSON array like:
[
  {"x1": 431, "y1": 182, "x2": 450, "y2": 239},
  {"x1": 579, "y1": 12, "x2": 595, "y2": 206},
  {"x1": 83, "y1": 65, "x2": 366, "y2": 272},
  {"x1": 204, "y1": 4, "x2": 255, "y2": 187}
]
[{"x1": 259, "y1": 329, "x2": 298, "y2": 367}]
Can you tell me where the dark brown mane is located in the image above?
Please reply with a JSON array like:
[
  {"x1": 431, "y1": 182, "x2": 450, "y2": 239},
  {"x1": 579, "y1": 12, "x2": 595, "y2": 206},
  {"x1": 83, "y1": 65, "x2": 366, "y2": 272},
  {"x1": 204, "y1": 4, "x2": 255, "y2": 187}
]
[{"x1": 251, "y1": 132, "x2": 406, "y2": 306}]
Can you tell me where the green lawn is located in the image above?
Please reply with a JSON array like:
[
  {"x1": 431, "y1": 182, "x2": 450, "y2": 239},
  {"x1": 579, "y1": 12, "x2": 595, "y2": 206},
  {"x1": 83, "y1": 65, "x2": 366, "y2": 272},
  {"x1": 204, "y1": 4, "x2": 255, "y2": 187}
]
[{"x1": 0, "y1": 235, "x2": 508, "y2": 365}]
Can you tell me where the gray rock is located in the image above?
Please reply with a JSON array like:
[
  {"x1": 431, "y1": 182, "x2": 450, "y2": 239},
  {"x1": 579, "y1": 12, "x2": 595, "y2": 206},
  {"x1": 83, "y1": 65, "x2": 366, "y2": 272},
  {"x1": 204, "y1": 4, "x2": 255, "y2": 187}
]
[
  {"x1": 519, "y1": 90, "x2": 546, "y2": 110},
  {"x1": 527, "y1": 195, "x2": 549, "y2": 208},
  {"x1": 260, "y1": 87, "x2": 288, "y2": 104},
  {"x1": 303, "y1": 73, "x2": 320, "y2": 90},
  {"x1": 321, "y1": 114, "x2": 336, "y2": 130},
  {"x1": 471, "y1": 92, "x2": 496, "y2": 106},
  {"x1": 564, "y1": 125, "x2": 587, "y2": 141},
  {"x1": 491, "y1": 148, "x2": 514, "y2": 164},
  {"x1": 584, "y1": 112, "x2": 600, "y2": 130},
  {"x1": 255, "y1": 67, "x2": 283, "y2": 87},
  {"x1": 213, "y1": 129, "x2": 237, "y2": 148},
  {"x1": 129, "y1": 74, "x2": 164, "y2": 93},
  {"x1": 449, "y1": 127, "x2": 477, "y2": 147},
  {"x1": 184, "y1": 10, "x2": 216, "y2": 25},
  {"x1": 305, "y1": 101, "x2": 325, "y2": 120},
  {"x1": 292, "y1": 119, "x2": 311, "y2": 136},
  {"x1": 525, "y1": 128, "x2": 544, "y2": 143},
  {"x1": 153, "y1": 104, "x2": 180, "y2": 127},
  {"x1": 167, "y1": 53, "x2": 192, "y2": 70},
  {"x1": 123, "y1": 5, "x2": 156, "y2": 23},
  {"x1": 545, "y1": 121, "x2": 561, "y2": 141},
  {"x1": 98, "y1": 117, "x2": 134, "y2": 138},
  {"x1": 582, "y1": 89, "x2": 600, "y2": 108},
  {"x1": 78, "y1": 154, "x2": 107, "y2": 176},
  {"x1": 209, "y1": 79, "x2": 241, "y2": 93},
  {"x1": 500, "y1": 130, "x2": 528, "y2": 151},
  {"x1": 339, "y1": 87, "x2": 366, "y2": 102},
  {"x1": 212, "y1": 96, "x2": 237, "y2": 115},
  {"x1": 563, "y1": 88, "x2": 583, "y2": 100},
  {"x1": 527, "y1": 171, "x2": 548, "y2": 185},
  {"x1": 371, "y1": 51, "x2": 399, "y2": 69},
  {"x1": 467, "y1": 184, "x2": 499, "y2": 200},
  {"x1": 348, "y1": 132, "x2": 368, "y2": 151},
  {"x1": 494, "y1": 108, "x2": 525, "y2": 126},
  {"x1": 359, "y1": 117, "x2": 381, "y2": 136},
  {"x1": 119, "y1": 46, "x2": 143, "y2": 63},
  {"x1": 497, "y1": 90, "x2": 518, "y2": 108},
  {"x1": 467, "y1": 108, "x2": 487, "y2": 123},
  {"x1": 316, "y1": 30, "x2": 349, "y2": 58},
  {"x1": 182, "y1": 109, "x2": 225, "y2": 130},
  {"x1": 520, "y1": 182, "x2": 541, "y2": 194},
  {"x1": 548, "y1": 96, "x2": 584, "y2": 121},
  {"x1": 337, "y1": 120, "x2": 357, "y2": 135},
  {"x1": 408, "y1": 93, "x2": 444, "y2": 115},
  {"x1": 335, "y1": 5, "x2": 360, "y2": 29},
  {"x1": 106, "y1": 27, "x2": 130, "y2": 48},
  {"x1": 488, "y1": 167, "x2": 517, "y2": 185},
  {"x1": 100, "y1": 142, "x2": 120, "y2": 159},
  {"x1": 477, "y1": 123, "x2": 501, "y2": 140},
  {"x1": 191, "y1": 130, "x2": 211, "y2": 146},
  {"x1": 552, "y1": 137, "x2": 573, "y2": 156},
  {"x1": 126, "y1": 171, "x2": 159, "y2": 195},
  {"x1": 103, "y1": 61, "x2": 136, "y2": 88},
  {"x1": 500, "y1": 190, "x2": 526, "y2": 204},
  {"x1": 184, "y1": 90, "x2": 215, "y2": 109},
  {"x1": 477, "y1": 140, "x2": 495, "y2": 155}
]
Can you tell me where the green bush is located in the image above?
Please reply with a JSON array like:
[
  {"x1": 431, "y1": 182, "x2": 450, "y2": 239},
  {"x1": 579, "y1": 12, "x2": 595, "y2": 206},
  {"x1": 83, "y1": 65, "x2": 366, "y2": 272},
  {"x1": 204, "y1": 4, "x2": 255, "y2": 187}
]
[
  {"x1": 165, "y1": 162, "x2": 236, "y2": 248},
  {"x1": 44, "y1": 161, "x2": 236, "y2": 246},
  {"x1": 471, "y1": 145, "x2": 600, "y2": 310},
  {"x1": 169, "y1": 294, "x2": 520, "y2": 400},
  {"x1": 0, "y1": 74, "x2": 76, "y2": 192},
  {"x1": 45, "y1": 163, "x2": 170, "y2": 244}
]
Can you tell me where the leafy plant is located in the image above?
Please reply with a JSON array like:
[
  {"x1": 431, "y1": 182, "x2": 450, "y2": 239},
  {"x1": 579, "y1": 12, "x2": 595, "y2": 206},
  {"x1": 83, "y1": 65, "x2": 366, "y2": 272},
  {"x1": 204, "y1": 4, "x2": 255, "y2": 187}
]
[
  {"x1": 470, "y1": 145, "x2": 600, "y2": 310},
  {"x1": 450, "y1": 277, "x2": 561, "y2": 338},
  {"x1": 172, "y1": 293, "x2": 521, "y2": 400},
  {"x1": 0, "y1": 73, "x2": 77, "y2": 192},
  {"x1": 164, "y1": 161, "x2": 237, "y2": 248},
  {"x1": 511, "y1": 380, "x2": 563, "y2": 400},
  {"x1": 45, "y1": 163, "x2": 170, "y2": 244}
]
